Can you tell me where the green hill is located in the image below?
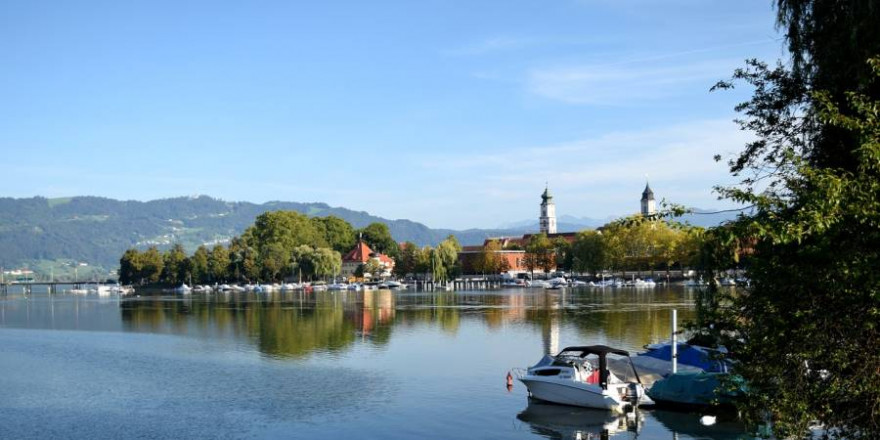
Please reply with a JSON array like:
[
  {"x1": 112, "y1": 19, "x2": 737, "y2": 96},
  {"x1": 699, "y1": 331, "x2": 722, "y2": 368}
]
[{"x1": 0, "y1": 196, "x2": 515, "y2": 273}]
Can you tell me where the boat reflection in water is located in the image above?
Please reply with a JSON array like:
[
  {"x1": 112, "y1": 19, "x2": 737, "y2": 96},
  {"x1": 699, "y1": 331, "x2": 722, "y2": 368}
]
[
  {"x1": 517, "y1": 401, "x2": 749, "y2": 440},
  {"x1": 516, "y1": 399, "x2": 640, "y2": 439}
]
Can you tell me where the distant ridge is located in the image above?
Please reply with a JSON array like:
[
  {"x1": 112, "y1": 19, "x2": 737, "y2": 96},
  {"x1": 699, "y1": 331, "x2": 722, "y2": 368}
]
[
  {"x1": 499, "y1": 208, "x2": 743, "y2": 231},
  {"x1": 0, "y1": 196, "x2": 746, "y2": 271},
  {"x1": 0, "y1": 195, "x2": 519, "y2": 270}
]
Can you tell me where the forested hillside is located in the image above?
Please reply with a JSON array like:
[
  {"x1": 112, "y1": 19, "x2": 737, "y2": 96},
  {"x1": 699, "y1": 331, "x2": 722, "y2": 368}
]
[{"x1": 0, "y1": 196, "x2": 514, "y2": 270}]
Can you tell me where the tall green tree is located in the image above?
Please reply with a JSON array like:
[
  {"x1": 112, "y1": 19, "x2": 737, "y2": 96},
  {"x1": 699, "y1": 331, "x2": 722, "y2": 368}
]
[
  {"x1": 208, "y1": 244, "x2": 230, "y2": 282},
  {"x1": 250, "y1": 211, "x2": 325, "y2": 256},
  {"x1": 436, "y1": 235, "x2": 461, "y2": 281},
  {"x1": 118, "y1": 248, "x2": 142, "y2": 285},
  {"x1": 259, "y1": 242, "x2": 290, "y2": 282},
  {"x1": 475, "y1": 240, "x2": 502, "y2": 275},
  {"x1": 571, "y1": 230, "x2": 605, "y2": 275},
  {"x1": 311, "y1": 216, "x2": 356, "y2": 254},
  {"x1": 393, "y1": 242, "x2": 419, "y2": 277},
  {"x1": 359, "y1": 223, "x2": 398, "y2": 258},
  {"x1": 162, "y1": 244, "x2": 189, "y2": 285},
  {"x1": 140, "y1": 246, "x2": 164, "y2": 284},
  {"x1": 525, "y1": 233, "x2": 554, "y2": 274},
  {"x1": 310, "y1": 247, "x2": 342, "y2": 280},
  {"x1": 709, "y1": 64, "x2": 880, "y2": 439},
  {"x1": 703, "y1": 1, "x2": 880, "y2": 435},
  {"x1": 190, "y1": 245, "x2": 210, "y2": 284}
]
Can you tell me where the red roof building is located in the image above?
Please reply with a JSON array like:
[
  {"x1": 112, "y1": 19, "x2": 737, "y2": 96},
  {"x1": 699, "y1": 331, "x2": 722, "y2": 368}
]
[{"x1": 341, "y1": 241, "x2": 395, "y2": 279}]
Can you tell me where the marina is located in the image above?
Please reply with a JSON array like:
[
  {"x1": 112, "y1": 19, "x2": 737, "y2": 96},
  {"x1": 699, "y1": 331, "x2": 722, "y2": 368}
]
[{"x1": 0, "y1": 286, "x2": 749, "y2": 439}]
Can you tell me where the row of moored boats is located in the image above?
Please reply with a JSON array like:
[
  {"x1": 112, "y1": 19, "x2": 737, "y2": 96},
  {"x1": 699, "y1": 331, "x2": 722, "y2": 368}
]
[{"x1": 169, "y1": 280, "x2": 419, "y2": 295}]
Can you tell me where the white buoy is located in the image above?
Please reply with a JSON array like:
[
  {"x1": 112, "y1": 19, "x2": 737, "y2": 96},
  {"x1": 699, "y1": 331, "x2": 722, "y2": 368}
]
[{"x1": 700, "y1": 415, "x2": 717, "y2": 426}]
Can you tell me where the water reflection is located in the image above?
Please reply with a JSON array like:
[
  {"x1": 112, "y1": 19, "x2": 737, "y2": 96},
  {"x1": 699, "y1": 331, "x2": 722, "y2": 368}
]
[
  {"x1": 115, "y1": 288, "x2": 696, "y2": 358},
  {"x1": 517, "y1": 401, "x2": 750, "y2": 440},
  {"x1": 2, "y1": 288, "x2": 698, "y2": 358},
  {"x1": 517, "y1": 400, "x2": 639, "y2": 439}
]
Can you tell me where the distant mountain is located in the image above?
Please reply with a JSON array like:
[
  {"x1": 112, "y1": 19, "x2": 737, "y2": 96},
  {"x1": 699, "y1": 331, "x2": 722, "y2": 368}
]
[
  {"x1": 0, "y1": 195, "x2": 518, "y2": 270},
  {"x1": 676, "y1": 207, "x2": 749, "y2": 228},
  {"x1": 0, "y1": 196, "x2": 749, "y2": 272},
  {"x1": 498, "y1": 208, "x2": 745, "y2": 231},
  {"x1": 498, "y1": 215, "x2": 612, "y2": 231}
]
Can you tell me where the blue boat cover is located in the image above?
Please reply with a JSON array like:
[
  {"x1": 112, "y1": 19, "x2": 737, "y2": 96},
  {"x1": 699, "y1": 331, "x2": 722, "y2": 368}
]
[{"x1": 640, "y1": 343, "x2": 731, "y2": 373}]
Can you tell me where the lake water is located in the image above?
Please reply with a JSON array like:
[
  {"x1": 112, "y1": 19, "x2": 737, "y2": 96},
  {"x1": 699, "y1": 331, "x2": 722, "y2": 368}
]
[{"x1": 0, "y1": 287, "x2": 751, "y2": 439}]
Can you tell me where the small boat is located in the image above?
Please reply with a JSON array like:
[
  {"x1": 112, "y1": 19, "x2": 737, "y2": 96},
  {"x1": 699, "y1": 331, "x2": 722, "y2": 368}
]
[
  {"x1": 631, "y1": 342, "x2": 732, "y2": 384},
  {"x1": 514, "y1": 345, "x2": 648, "y2": 413},
  {"x1": 173, "y1": 283, "x2": 192, "y2": 294},
  {"x1": 634, "y1": 278, "x2": 656, "y2": 288},
  {"x1": 501, "y1": 279, "x2": 521, "y2": 288},
  {"x1": 646, "y1": 371, "x2": 744, "y2": 409},
  {"x1": 546, "y1": 277, "x2": 568, "y2": 289}
]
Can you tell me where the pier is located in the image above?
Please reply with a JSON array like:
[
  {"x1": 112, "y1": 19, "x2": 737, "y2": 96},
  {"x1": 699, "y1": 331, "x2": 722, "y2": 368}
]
[{"x1": 0, "y1": 281, "x2": 107, "y2": 295}]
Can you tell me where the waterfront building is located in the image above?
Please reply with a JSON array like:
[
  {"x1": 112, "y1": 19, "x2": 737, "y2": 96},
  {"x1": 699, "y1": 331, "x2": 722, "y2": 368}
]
[
  {"x1": 539, "y1": 185, "x2": 557, "y2": 234},
  {"x1": 341, "y1": 241, "x2": 394, "y2": 279},
  {"x1": 457, "y1": 186, "x2": 577, "y2": 276},
  {"x1": 641, "y1": 182, "x2": 656, "y2": 216}
]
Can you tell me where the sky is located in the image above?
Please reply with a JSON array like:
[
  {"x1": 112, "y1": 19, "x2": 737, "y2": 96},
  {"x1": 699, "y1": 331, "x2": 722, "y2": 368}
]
[{"x1": 0, "y1": 0, "x2": 785, "y2": 229}]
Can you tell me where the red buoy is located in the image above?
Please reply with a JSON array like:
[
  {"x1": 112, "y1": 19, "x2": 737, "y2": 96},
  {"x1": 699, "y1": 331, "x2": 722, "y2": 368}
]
[{"x1": 506, "y1": 371, "x2": 513, "y2": 387}]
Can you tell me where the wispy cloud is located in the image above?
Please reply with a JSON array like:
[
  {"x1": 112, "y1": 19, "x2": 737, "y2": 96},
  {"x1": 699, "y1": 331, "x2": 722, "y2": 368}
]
[
  {"x1": 527, "y1": 58, "x2": 740, "y2": 105},
  {"x1": 415, "y1": 118, "x2": 749, "y2": 227}
]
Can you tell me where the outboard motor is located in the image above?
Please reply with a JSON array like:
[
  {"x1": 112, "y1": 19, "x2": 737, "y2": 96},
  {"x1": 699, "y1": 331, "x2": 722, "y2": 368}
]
[{"x1": 626, "y1": 382, "x2": 643, "y2": 404}]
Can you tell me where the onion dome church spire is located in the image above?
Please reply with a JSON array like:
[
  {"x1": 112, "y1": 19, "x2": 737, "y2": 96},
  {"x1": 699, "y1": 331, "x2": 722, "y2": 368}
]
[
  {"x1": 540, "y1": 184, "x2": 557, "y2": 234},
  {"x1": 640, "y1": 181, "x2": 656, "y2": 216}
]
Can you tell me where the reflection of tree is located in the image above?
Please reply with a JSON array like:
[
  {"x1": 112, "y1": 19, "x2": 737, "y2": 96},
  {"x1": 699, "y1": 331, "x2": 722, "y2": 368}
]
[{"x1": 119, "y1": 287, "x2": 698, "y2": 359}]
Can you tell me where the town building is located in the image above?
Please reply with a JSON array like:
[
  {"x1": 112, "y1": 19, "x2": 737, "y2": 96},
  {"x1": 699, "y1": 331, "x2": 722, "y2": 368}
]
[
  {"x1": 458, "y1": 187, "x2": 575, "y2": 276},
  {"x1": 341, "y1": 241, "x2": 394, "y2": 279},
  {"x1": 539, "y1": 185, "x2": 557, "y2": 234},
  {"x1": 641, "y1": 181, "x2": 656, "y2": 216}
]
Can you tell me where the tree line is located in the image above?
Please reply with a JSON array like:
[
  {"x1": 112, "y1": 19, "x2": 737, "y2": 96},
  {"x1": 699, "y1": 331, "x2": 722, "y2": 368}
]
[
  {"x1": 466, "y1": 218, "x2": 705, "y2": 277},
  {"x1": 118, "y1": 211, "x2": 399, "y2": 286},
  {"x1": 392, "y1": 235, "x2": 462, "y2": 281}
]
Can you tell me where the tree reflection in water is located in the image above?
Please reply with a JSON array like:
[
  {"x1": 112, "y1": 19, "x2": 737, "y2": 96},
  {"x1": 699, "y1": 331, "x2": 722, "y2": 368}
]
[{"x1": 119, "y1": 287, "x2": 696, "y2": 359}]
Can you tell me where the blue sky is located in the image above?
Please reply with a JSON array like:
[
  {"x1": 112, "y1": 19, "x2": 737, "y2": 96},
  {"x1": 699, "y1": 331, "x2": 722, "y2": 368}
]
[{"x1": 1, "y1": 0, "x2": 784, "y2": 229}]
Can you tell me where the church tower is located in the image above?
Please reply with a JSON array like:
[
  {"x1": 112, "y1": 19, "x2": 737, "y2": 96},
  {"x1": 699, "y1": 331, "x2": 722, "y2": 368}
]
[
  {"x1": 540, "y1": 185, "x2": 557, "y2": 234},
  {"x1": 641, "y1": 181, "x2": 656, "y2": 216}
]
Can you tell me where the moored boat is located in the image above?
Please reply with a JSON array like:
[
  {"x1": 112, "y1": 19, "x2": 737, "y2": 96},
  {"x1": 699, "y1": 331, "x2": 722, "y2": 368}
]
[{"x1": 513, "y1": 345, "x2": 648, "y2": 413}]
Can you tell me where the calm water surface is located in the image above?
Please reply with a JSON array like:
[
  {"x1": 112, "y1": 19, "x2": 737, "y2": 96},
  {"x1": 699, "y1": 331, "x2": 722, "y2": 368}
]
[{"x1": 0, "y1": 287, "x2": 750, "y2": 439}]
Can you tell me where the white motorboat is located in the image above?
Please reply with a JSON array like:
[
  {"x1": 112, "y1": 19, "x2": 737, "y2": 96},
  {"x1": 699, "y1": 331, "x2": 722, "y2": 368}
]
[
  {"x1": 173, "y1": 283, "x2": 192, "y2": 294},
  {"x1": 634, "y1": 278, "x2": 656, "y2": 288},
  {"x1": 514, "y1": 345, "x2": 647, "y2": 413},
  {"x1": 546, "y1": 277, "x2": 568, "y2": 289}
]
